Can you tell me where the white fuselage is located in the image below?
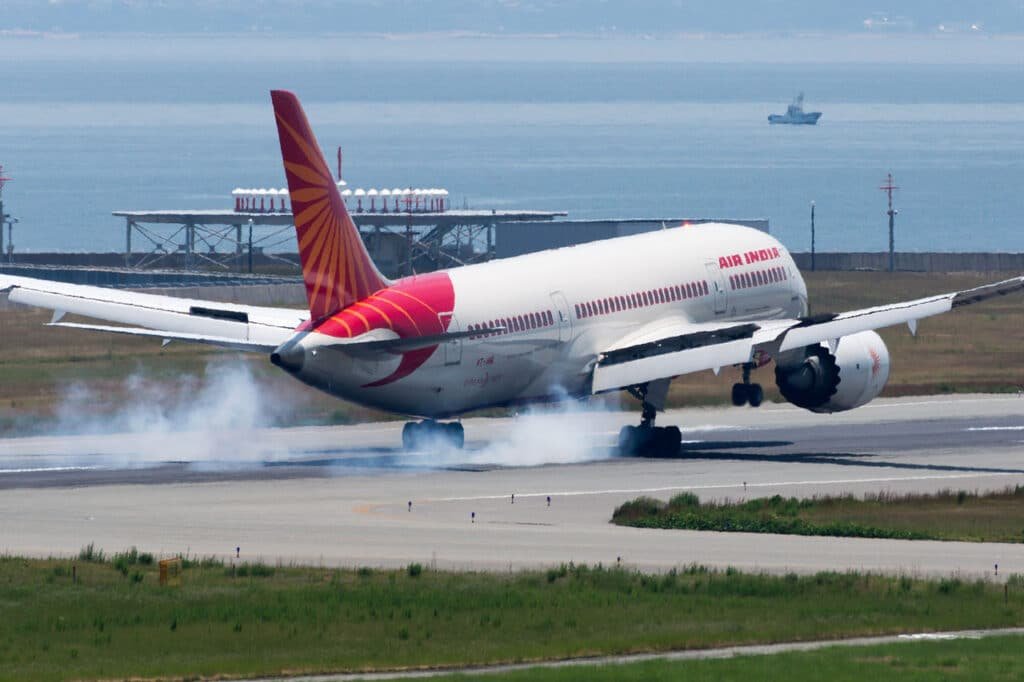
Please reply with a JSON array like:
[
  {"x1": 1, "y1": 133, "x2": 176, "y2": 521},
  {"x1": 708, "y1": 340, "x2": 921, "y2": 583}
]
[{"x1": 290, "y1": 223, "x2": 808, "y2": 417}]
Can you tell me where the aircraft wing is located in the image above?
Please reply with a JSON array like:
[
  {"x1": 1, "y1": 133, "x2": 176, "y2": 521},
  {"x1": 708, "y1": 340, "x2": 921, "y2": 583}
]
[
  {"x1": 0, "y1": 274, "x2": 306, "y2": 352},
  {"x1": 591, "y1": 276, "x2": 1024, "y2": 394}
]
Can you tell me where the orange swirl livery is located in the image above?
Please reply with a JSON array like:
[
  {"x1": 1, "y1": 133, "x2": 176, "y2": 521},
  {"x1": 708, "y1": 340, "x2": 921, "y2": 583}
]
[
  {"x1": 317, "y1": 273, "x2": 455, "y2": 387},
  {"x1": 271, "y1": 90, "x2": 389, "y2": 320}
]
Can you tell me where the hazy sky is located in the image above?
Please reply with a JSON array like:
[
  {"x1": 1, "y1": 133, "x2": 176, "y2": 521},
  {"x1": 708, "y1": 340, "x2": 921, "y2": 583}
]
[{"x1": 3, "y1": 1, "x2": 1023, "y2": 35}]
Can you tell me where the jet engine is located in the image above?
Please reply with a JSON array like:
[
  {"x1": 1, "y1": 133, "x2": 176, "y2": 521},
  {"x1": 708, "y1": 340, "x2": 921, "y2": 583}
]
[{"x1": 774, "y1": 330, "x2": 890, "y2": 413}]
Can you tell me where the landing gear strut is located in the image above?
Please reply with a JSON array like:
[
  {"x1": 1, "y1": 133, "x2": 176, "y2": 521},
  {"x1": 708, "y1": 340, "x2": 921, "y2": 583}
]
[
  {"x1": 618, "y1": 383, "x2": 682, "y2": 456},
  {"x1": 731, "y1": 363, "x2": 764, "y2": 408},
  {"x1": 402, "y1": 420, "x2": 465, "y2": 450}
]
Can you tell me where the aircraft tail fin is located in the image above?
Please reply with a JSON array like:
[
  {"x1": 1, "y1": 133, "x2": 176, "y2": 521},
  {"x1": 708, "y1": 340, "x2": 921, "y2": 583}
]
[{"x1": 270, "y1": 90, "x2": 388, "y2": 321}]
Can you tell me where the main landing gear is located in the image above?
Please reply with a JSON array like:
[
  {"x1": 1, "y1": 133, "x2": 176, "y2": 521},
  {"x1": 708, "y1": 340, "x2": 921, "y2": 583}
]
[
  {"x1": 402, "y1": 420, "x2": 465, "y2": 450},
  {"x1": 618, "y1": 382, "x2": 682, "y2": 457},
  {"x1": 731, "y1": 363, "x2": 764, "y2": 408}
]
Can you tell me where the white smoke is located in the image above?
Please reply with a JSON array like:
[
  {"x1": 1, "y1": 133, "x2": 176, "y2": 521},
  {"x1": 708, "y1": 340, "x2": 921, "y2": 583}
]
[
  {"x1": 419, "y1": 392, "x2": 620, "y2": 468},
  {"x1": 48, "y1": 360, "x2": 293, "y2": 468},
  {"x1": 33, "y1": 370, "x2": 618, "y2": 473}
]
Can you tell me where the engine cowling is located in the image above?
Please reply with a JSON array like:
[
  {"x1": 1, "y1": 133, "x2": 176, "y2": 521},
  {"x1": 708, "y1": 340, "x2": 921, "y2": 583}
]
[{"x1": 775, "y1": 330, "x2": 890, "y2": 413}]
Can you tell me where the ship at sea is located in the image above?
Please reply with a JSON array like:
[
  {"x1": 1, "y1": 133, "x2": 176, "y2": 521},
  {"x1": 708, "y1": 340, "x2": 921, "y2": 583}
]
[{"x1": 768, "y1": 93, "x2": 822, "y2": 125}]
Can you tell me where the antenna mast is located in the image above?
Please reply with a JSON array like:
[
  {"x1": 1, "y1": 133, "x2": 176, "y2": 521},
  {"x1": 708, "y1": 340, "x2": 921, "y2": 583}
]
[
  {"x1": 879, "y1": 172, "x2": 898, "y2": 272},
  {"x1": 0, "y1": 164, "x2": 11, "y2": 199},
  {"x1": 0, "y1": 165, "x2": 10, "y2": 259}
]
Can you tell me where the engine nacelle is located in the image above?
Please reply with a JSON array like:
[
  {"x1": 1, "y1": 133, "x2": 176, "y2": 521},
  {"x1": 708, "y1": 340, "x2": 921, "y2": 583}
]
[{"x1": 774, "y1": 330, "x2": 890, "y2": 413}]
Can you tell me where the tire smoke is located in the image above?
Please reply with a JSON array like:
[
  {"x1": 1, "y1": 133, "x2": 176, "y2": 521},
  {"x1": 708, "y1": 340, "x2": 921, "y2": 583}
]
[
  {"x1": 47, "y1": 360, "x2": 294, "y2": 468},
  {"x1": 423, "y1": 394, "x2": 619, "y2": 468}
]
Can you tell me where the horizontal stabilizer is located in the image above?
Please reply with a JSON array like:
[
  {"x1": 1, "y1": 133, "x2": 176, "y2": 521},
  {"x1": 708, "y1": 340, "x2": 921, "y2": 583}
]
[
  {"x1": 51, "y1": 322, "x2": 278, "y2": 352},
  {"x1": 1, "y1": 273, "x2": 302, "y2": 351}
]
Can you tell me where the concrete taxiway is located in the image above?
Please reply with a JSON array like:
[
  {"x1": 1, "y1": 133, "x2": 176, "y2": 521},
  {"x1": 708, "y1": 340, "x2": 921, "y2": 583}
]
[{"x1": 1, "y1": 394, "x2": 1023, "y2": 578}]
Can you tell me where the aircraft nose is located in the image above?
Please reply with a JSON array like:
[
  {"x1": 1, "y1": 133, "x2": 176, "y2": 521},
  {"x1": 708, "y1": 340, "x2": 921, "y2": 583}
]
[{"x1": 270, "y1": 341, "x2": 305, "y2": 373}]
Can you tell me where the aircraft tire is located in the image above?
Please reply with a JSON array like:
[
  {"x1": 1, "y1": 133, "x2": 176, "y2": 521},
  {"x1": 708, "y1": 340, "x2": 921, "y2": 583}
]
[
  {"x1": 731, "y1": 383, "x2": 748, "y2": 407},
  {"x1": 659, "y1": 425, "x2": 682, "y2": 454},
  {"x1": 618, "y1": 425, "x2": 681, "y2": 457},
  {"x1": 748, "y1": 383, "x2": 764, "y2": 408},
  {"x1": 617, "y1": 426, "x2": 641, "y2": 455},
  {"x1": 402, "y1": 421, "x2": 420, "y2": 450},
  {"x1": 445, "y1": 422, "x2": 465, "y2": 449}
]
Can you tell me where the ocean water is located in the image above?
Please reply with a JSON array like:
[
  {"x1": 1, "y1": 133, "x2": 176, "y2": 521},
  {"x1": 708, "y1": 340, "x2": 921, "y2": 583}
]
[{"x1": 1, "y1": 36, "x2": 1023, "y2": 254}]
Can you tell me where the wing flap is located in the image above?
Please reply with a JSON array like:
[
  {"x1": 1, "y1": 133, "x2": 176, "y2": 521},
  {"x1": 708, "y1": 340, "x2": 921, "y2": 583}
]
[{"x1": 593, "y1": 337, "x2": 754, "y2": 393}]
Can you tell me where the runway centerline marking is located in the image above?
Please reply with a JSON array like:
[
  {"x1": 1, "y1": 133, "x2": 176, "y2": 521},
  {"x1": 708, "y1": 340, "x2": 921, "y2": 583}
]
[
  {"x1": 0, "y1": 466, "x2": 100, "y2": 474},
  {"x1": 966, "y1": 425, "x2": 1024, "y2": 431},
  {"x1": 426, "y1": 472, "x2": 1014, "y2": 503}
]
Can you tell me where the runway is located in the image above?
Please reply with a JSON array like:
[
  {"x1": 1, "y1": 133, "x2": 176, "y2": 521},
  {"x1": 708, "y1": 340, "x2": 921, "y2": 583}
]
[{"x1": 2, "y1": 394, "x2": 1024, "y2": 578}]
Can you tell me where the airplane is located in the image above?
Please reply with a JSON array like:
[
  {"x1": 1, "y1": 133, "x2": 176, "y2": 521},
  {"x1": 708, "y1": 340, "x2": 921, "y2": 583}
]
[{"x1": 2, "y1": 90, "x2": 1022, "y2": 455}]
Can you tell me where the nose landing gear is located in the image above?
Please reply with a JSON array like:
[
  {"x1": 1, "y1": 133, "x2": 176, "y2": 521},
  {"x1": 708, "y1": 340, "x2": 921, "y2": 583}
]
[
  {"x1": 402, "y1": 420, "x2": 465, "y2": 450},
  {"x1": 731, "y1": 363, "x2": 764, "y2": 407},
  {"x1": 618, "y1": 382, "x2": 683, "y2": 457}
]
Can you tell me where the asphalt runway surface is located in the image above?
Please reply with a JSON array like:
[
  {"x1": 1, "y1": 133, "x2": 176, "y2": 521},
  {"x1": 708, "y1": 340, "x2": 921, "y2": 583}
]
[{"x1": 2, "y1": 394, "x2": 1024, "y2": 578}]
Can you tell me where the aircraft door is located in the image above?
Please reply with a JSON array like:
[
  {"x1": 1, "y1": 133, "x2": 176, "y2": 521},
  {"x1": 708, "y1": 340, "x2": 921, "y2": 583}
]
[
  {"x1": 549, "y1": 291, "x2": 573, "y2": 343},
  {"x1": 704, "y1": 261, "x2": 728, "y2": 315},
  {"x1": 442, "y1": 315, "x2": 462, "y2": 365}
]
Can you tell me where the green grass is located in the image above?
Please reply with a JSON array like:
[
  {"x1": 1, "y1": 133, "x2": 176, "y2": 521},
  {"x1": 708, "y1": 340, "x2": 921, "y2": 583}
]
[
  {"x1": 2, "y1": 554, "x2": 1024, "y2": 681},
  {"x1": 397, "y1": 634, "x2": 1024, "y2": 681},
  {"x1": 612, "y1": 488, "x2": 1024, "y2": 543}
]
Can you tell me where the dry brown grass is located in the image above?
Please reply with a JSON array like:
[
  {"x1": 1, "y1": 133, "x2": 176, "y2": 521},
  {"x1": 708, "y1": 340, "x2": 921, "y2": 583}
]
[
  {"x1": 800, "y1": 487, "x2": 1024, "y2": 543},
  {"x1": 1, "y1": 271, "x2": 1021, "y2": 432}
]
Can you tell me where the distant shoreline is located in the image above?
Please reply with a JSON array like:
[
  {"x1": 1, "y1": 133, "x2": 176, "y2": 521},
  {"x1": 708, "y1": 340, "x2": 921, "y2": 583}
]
[{"x1": 2, "y1": 32, "x2": 1024, "y2": 65}]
